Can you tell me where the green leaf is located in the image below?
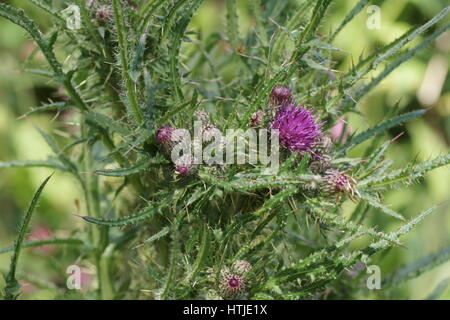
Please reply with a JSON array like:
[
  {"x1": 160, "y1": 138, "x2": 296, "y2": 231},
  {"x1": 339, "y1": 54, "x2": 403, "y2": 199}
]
[
  {"x1": 359, "y1": 193, "x2": 405, "y2": 221},
  {"x1": 161, "y1": 224, "x2": 182, "y2": 299},
  {"x1": 82, "y1": 199, "x2": 171, "y2": 227},
  {"x1": 365, "y1": 152, "x2": 450, "y2": 187},
  {"x1": 130, "y1": 32, "x2": 147, "y2": 83},
  {"x1": 0, "y1": 158, "x2": 68, "y2": 172},
  {"x1": 185, "y1": 223, "x2": 209, "y2": 282},
  {"x1": 384, "y1": 244, "x2": 450, "y2": 288},
  {"x1": 18, "y1": 102, "x2": 69, "y2": 119},
  {"x1": 338, "y1": 110, "x2": 425, "y2": 153},
  {"x1": 84, "y1": 111, "x2": 131, "y2": 137},
  {"x1": 426, "y1": 278, "x2": 450, "y2": 300},
  {"x1": 368, "y1": 203, "x2": 445, "y2": 252},
  {"x1": 226, "y1": 0, "x2": 239, "y2": 49},
  {"x1": 111, "y1": 0, "x2": 143, "y2": 124},
  {"x1": 25, "y1": 0, "x2": 65, "y2": 22},
  {"x1": 2, "y1": 174, "x2": 53, "y2": 300},
  {"x1": 94, "y1": 157, "x2": 167, "y2": 177},
  {"x1": 141, "y1": 227, "x2": 170, "y2": 245},
  {"x1": 0, "y1": 2, "x2": 87, "y2": 112},
  {"x1": 0, "y1": 238, "x2": 84, "y2": 255},
  {"x1": 330, "y1": 0, "x2": 370, "y2": 41},
  {"x1": 342, "y1": 22, "x2": 450, "y2": 111},
  {"x1": 34, "y1": 126, "x2": 78, "y2": 174}
]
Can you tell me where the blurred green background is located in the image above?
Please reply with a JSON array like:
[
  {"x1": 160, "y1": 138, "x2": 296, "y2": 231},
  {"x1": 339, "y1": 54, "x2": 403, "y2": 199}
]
[{"x1": 0, "y1": 0, "x2": 449, "y2": 299}]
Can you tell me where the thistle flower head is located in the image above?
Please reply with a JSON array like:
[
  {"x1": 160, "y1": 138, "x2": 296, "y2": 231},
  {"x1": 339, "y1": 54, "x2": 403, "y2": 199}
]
[
  {"x1": 156, "y1": 125, "x2": 174, "y2": 144},
  {"x1": 174, "y1": 154, "x2": 195, "y2": 176},
  {"x1": 270, "y1": 103, "x2": 322, "y2": 153},
  {"x1": 270, "y1": 85, "x2": 292, "y2": 106},
  {"x1": 324, "y1": 169, "x2": 357, "y2": 198},
  {"x1": 219, "y1": 272, "x2": 246, "y2": 299}
]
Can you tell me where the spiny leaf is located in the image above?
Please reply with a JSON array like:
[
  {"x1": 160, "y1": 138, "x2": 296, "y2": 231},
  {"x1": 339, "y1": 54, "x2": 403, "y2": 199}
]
[
  {"x1": 359, "y1": 193, "x2": 405, "y2": 221},
  {"x1": 111, "y1": 0, "x2": 143, "y2": 124},
  {"x1": 141, "y1": 227, "x2": 170, "y2": 245},
  {"x1": 342, "y1": 22, "x2": 450, "y2": 111},
  {"x1": 384, "y1": 244, "x2": 450, "y2": 288},
  {"x1": 338, "y1": 110, "x2": 425, "y2": 153},
  {"x1": 0, "y1": 238, "x2": 84, "y2": 254},
  {"x1": 18, "y1": 102, "x2": 69, "y2": 119},
  {"x1": 372, "y1": 6, "x2": 450, "y2": 70},
  {"x1": 82, "y1": 199, "x2": 172, "y2": 227},
  {"x1": 365, "y1": 152, "x2": 450, "y2": 187},
  {"x1": 25, "y1": 0, "x2": 65, "y2": 22},
  {"x1": 34, "y1": 126, "x2": 78, "y2": 174},
  {"x1": 185, "y1": 223, "x2": 209, "y2": 282},
  {"x1": 330, "y1": 0, "x2": 370, "y2": 41},
  {"x1": 426, "y1": 278, "x2": 450, "y2": 300},
  {"x1": 368, "y1": 203, "x2": 445, "y2": 252},
  {"x1": 130, "y1": 32, "x2": 147, "y2": 83},
  {"x1": 94, "y1": 157, "x2": 168, "y2": 177},
  {"x1": 0, "y1": 3, "x2": 87, "y2": 111},
  {"x1": 3, "y1": 174, "x2": 53, "y2": 300},
  {"x1": 226, "y1": 0, "x2": 240, "y2": 49},
  {"x1": 84, "y1": 111, "x2": 131, "y2": 137},
  {"x1": 0, "y1": 158, "x2": 68, "y2": 172}
]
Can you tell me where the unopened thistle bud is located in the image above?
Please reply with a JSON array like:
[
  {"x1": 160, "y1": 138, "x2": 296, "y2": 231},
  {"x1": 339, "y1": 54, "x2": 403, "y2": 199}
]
[
  {"x1": 231, "y1": 260, "x2": 252, "y2": 276},
  {"x1": 174, "y1": 154, "x2": 196, "y2": 176},
  {"x1": 156, "y1": 125, "x2": 175, "y2": 150},
  {"x1": 194, "y1": 110, "x2": 210, "y2": 123},
  {"x1": 202, "y1": 123, "x2": 221, "y2": 143},
  {"x1": 270, "y1": 85, "x2": 292, "y2": 106},
  {"x1": 249, "y1": 109, "x2": 263, "y2": 127},
  {"x1": 96, "y1": 5, "x2": 112, "y2": 21}
]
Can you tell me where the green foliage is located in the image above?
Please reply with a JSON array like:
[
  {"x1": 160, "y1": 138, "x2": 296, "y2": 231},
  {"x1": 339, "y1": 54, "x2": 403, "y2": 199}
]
[{"x1": 0, "y1": 0, "x2": 448, "y2": 300}]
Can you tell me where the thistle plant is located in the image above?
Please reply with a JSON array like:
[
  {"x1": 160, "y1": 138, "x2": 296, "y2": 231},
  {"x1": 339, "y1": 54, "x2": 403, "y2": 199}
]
[{"x1": 0, "y1": 0, "x2": 449, "y2": 300}]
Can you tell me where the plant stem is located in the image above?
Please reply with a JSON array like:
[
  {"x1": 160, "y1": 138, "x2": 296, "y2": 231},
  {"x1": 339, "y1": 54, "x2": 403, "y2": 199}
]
[
  {"x1": 82, "y1": 123, "x2": 114, "y2": 300},
  {"x1": 112, "y1": 0, "x2": 144, "y2": 124}
]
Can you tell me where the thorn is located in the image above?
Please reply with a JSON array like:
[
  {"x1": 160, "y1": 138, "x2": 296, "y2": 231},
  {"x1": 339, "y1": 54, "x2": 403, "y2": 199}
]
[
  {"x1": 390, "y1": 131, "x2": 405, "y2": 142},
  {"x1": 72, "y1": 213, "x2": 85, "y2": 219}
]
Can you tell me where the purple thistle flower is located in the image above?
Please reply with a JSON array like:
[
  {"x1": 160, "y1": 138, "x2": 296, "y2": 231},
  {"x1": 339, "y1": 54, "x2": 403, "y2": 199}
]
[
  {"x1": 270, "y1": 103, "x2": 322, "y2": 153},
  {"x1": 219, "y1": 272, "x2": 246, "y2": 299},
  {"x1": 227, "y1": 275, "x2": 242, "y2": 288}
]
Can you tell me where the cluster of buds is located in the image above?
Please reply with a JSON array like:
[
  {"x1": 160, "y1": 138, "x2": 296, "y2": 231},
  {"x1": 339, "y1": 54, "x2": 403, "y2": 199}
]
[{"x1": 218, "y1": 260, "x2": 252, "y2": 299}]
